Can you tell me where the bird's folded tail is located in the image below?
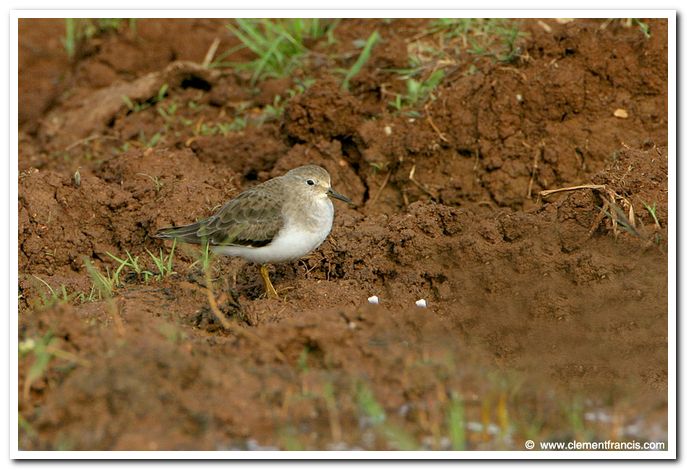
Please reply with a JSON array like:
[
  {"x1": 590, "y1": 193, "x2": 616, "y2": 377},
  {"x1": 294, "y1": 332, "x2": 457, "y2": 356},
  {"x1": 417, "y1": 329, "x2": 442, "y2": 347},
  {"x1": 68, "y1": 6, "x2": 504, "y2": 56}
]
[{"x1": 154, "y1": 221, "x2": 205, "y2": 244}]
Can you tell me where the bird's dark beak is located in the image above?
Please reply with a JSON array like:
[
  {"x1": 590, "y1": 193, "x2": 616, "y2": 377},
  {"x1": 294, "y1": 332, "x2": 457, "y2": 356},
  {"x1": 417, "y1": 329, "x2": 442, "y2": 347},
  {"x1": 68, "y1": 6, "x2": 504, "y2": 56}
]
[{"x1": 327, "y1": 187, "x2": 353, "y2": 204}]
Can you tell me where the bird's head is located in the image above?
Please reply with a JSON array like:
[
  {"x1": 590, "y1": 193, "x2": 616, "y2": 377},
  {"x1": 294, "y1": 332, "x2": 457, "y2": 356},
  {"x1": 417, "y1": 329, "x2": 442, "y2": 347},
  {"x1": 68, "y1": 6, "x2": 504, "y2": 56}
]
[{"x1": 287, "y1": 165, "x2": 352, "y2": 204}]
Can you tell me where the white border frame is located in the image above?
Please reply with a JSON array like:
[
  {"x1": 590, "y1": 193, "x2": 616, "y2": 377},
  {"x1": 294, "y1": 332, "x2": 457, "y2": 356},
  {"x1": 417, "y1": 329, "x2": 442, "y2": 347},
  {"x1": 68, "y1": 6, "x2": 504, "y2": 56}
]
[{"x1": 9, "y1": 9, "x2": 676, "y2": 460}]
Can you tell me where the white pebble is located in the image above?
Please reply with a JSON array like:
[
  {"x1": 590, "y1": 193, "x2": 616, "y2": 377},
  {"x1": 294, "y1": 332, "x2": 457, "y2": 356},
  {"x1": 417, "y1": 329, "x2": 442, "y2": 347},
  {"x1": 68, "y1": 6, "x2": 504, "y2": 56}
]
[
  {"x1": 415, "y1": 299, "x2": 427, "y2": 308},
  {"x1": 384, "y1": 125, "x2": 392, "y2": 136},
  {"x1": 516, "y1": 93, "x2": 523, "y2": 102},
  {"x1": 367, "y1": 295, "x2": 379, "y2": 304}
]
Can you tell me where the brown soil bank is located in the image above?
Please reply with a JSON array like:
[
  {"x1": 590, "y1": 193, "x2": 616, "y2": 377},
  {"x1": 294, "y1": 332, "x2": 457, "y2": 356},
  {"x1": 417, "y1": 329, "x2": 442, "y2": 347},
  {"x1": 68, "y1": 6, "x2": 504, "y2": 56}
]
[{"x1": 18, "y1": 18, "x2": 668, "y2": 451}]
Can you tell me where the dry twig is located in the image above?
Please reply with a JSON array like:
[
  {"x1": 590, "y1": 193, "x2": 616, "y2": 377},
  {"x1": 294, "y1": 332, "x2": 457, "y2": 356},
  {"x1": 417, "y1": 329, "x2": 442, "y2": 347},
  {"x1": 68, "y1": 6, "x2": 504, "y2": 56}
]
[
  {"x1": 539, "y1": 184, "x2": 607, "y2": 198},
  {"x1": 540, "y1": 184, "x2": 643, "y2": 240},
  {"x1": 202, "y1": 38, "x2": 221, "y2": 68},
  {"x1": 64, "y1": 134, "x2": 120, "y2": 152},
  {"x1": 368, "y1": 170, "x2": 392, "y2": 208},
  {"x1": 526, "y1": 143, "x2": 542, "y2": 199},
  {"x1": 424, "y1": 103, "x2": 449, "y2": 143},
  {"x1": 203, "y1": 266, "x2": 287, "y2": 363},
  {"x1": 409, "y1": 164, "x2": 438, "y2": 200}
]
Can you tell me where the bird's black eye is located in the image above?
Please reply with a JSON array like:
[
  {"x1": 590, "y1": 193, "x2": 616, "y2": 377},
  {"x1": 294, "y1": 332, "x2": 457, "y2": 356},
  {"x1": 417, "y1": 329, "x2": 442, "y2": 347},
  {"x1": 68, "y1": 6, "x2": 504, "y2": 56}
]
[{"x1": 306, "y1": 179, "x2": 315, "y2": 186}]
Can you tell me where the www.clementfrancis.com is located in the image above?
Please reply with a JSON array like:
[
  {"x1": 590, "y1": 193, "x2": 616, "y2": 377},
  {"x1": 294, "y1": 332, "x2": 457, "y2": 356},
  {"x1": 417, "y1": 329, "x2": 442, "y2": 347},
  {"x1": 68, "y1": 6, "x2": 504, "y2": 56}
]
[{"x1": 525, "y1": 440, "x2": 667, "y2": 451}]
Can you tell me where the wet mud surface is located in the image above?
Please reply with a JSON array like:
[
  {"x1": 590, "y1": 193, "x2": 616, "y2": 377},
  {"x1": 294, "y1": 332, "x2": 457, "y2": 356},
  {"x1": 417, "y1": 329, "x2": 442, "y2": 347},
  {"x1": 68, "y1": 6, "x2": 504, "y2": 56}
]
[{"x1": 18, "y1": 18, "x2": 668, "y2": 450}]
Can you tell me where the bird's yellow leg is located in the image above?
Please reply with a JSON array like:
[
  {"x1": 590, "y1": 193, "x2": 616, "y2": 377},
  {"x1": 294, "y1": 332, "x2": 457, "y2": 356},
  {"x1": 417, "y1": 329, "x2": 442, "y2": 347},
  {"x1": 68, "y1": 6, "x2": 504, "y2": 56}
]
[{"x1": 260, "y1": 265, "x2": 279, "y2": 299}]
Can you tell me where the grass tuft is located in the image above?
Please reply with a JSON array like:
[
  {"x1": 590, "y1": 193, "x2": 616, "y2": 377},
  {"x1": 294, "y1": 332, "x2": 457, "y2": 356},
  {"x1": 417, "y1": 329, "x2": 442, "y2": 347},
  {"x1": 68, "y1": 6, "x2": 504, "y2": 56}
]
[
  {"x1": 136, "y1": 173, "x2": 164, "y2": 194},
  {"x1": 356, "y1": 382, "x2": 386, "y2": 425},
  {"x1": 20, "y1": 332, "x2": 92, "y2": 403},
  {"x1": 83, "y1": 257, "x2": 117, "y2": 299},
  {"x1": 432, "y1": 18, "x2": 527, "y2": 63},
  {"x1": 146, "y1": 239, "x2": 177, "y2": 280},
  {"x1": 30, "y1": 275, "x2": 73, "y2": 309},
  {"x1": 226, "y1": 19, "x2": 336, "y2": 84},
  {"x1": 643, "y1": 201, "x2": 661, "y2": 228},
  {"x1": 63, "y1": 19, "x2": 137, "y2": 60},
  {"x1": 122, "y1": 83, "x2": 169, "y2": 114},
  {"x1": 21, "y1": 333, "x2": 56, "y2": 402},
  {"x1": 356, "y1": 382, "x2": 419, "y2": 450},
  {"x1": 83, "y1": 257, "x2": 125, "y2": 333},
  {"x1": 106, "y1": 250, "x2": 155, "y2": 283},
  {"x1": 614, "y1": 18, "x2": 651, "y2": 38},
  {"x1": 389, "y1": 69, "x2": 445, "y2": 111}
]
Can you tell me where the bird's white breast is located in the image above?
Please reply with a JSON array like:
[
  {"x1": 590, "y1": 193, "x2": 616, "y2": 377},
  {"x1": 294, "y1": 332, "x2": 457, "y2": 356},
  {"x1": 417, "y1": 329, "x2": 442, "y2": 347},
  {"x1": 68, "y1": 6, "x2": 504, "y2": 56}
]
[{"x1": 211, "y1": 197, "x2": 334, "y2": 265}]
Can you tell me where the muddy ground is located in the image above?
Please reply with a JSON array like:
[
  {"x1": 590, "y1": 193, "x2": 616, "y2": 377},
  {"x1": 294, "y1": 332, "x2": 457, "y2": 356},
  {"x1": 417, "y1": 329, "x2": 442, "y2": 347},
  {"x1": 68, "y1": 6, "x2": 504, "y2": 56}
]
[{"x1": 17, "y1": 18, "x2": 668, "y2": 451}]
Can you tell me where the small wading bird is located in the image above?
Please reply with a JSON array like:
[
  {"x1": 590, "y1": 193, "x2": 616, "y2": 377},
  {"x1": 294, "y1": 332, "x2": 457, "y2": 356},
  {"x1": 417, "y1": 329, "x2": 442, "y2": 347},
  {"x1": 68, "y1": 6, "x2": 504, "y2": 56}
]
[{"x1": 154, "y1": 165, "x2": 352, "y2": 299}]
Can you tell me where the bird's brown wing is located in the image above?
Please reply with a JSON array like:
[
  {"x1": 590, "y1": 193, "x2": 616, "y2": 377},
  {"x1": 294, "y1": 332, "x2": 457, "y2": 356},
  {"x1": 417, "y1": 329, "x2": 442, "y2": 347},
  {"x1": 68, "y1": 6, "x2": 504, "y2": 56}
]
[{"x1": 155, "y1": 185, "x2": 284, "y2": 247}]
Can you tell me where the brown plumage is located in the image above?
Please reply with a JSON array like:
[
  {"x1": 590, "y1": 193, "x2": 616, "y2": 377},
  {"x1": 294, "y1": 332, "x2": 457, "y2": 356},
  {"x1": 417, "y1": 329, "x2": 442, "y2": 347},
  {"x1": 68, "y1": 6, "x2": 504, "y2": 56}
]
[{"x1": 154, "y1": 165, "x2": 352, "y2": 299}]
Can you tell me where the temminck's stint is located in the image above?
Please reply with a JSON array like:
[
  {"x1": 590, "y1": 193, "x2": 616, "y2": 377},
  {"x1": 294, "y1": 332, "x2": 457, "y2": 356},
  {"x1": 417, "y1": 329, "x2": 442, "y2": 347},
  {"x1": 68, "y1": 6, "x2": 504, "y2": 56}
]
[{"x1": 155, "y1": 165, "x2": 352, "y2": 298}]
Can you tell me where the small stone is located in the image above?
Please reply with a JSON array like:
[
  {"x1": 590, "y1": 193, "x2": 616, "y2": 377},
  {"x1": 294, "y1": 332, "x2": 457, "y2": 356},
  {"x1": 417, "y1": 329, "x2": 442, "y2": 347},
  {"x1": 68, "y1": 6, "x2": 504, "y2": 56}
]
[
  {"x1": 367, "y1": 295, "x2": 379, "y2": 304},
  {"x1": 384, "y1": 125, "x2": 392, "y2": 136},
  {"x1": 614, "y1": 108, "x2": 629, "y2": 119},
  {"x1": 415, "y1": 299, "x2": 427, "y2": 308},
  {"x1": 537, "y1": 20, "x2": 552, "y2": 33}
]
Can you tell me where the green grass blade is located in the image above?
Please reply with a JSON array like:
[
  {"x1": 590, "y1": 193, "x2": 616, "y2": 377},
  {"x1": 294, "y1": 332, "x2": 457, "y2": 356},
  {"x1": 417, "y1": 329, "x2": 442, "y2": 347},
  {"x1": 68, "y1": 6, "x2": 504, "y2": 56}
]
[
  {"x1": 226, "y1": 19, "x2": 334, "y2": 82},
  {"x1": 252, "y1": 35, "x2": 286, "y2": 83},
  {"x1": 447, "y1": 394, "x2": 466, "y2": 450},
  {"x1": 342, "y1": 30, "x2": 380, "y2": 90},
  {"x1": 64, "y1": 19, "x2": 77, "y2": 59}
]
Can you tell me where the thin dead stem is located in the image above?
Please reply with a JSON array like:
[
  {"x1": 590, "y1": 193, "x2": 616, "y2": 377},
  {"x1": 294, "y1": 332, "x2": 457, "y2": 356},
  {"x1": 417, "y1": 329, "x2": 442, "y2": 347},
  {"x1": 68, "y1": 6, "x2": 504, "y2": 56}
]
[
  {"x1": 540, "y1": 183, "x2": 643, "y2": 240},
  {"x1": 368, "y1": 170, "x2": 392, "y2": 208},
  {"x1": 409, "y1": 165, "x2": 438, "y2": 200},
  {"x1": 64, "y1": 134, "x2": 120, "y2": 152},
  {"x1": 526, "y1": 144, "x2": 541, "y2": 199},
  {"x1": 202, "y1": 37, "x2": 221, "y2": 68},
  {"x1": 46, "y1": 345, "x2": 92, "y2": 368},
  {"x1": 539, "y1": 184, "x2": 607, "y2": 198},
  {"x1": 107, "y1": 299, "x2": 125, "y2": 336},
  {"x1": 424, "y1": 103, "x2": 449, "y2": 143}
]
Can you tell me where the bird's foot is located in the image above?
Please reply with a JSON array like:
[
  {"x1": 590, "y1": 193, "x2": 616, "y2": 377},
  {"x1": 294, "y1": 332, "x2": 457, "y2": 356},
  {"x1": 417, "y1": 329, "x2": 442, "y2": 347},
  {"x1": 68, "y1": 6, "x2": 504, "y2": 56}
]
[{"x1": 260, "y1": 264, "x2": 281, "y2": 300}]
